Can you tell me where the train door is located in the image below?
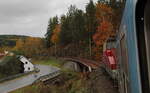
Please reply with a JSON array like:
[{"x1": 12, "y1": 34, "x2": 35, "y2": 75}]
[
  {"x1": 119, "y1": 34, "x2": 130, "y2": 93},
  {"x1": 144, "y1": 0, "x2": 150, "y2": 91}
]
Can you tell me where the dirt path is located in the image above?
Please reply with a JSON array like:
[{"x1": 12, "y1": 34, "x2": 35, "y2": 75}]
[{"x1": 87, "y1": 68, "x2": 119, "y2": 93}]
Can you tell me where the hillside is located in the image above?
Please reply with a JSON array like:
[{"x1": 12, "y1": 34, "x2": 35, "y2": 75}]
[{"x1": 0, "y1": 35, "x2": 29, "y2": 47}]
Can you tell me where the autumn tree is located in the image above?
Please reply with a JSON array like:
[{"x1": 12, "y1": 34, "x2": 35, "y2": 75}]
[
  {"x1": 96, "y1": 2, "x2": 113, "y2": 23},
  {"x1": 91, "y1": 2, "x2": 114, "y2": 60},
  {"x1": 93, "y1": 20, "x2": 113, "y2": 46},
  {"x1": 43, "y1": 0, "x2": 125, "y2": 59},
  {"x1": 51, "y1": 24, "x2": 61, "y2": 57},
  {"x1": 94, "y1": 2, "x2": 114, "y2": 45},
  {"x1": 45, "y1": 16, "x2": 58, "y2": 48},
  {"x1": 20, "y1": 37, "x2": 45, "y2": 57}
]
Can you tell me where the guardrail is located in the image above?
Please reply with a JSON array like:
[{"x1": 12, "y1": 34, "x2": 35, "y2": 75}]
[{"x1": 33, "y1": 70, "x2": 61, "y2": 84}]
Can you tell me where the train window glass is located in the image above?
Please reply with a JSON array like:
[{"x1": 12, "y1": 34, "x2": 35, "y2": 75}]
[{"x1": 136, "y1": 0, "x2": 150, "y2": 92}]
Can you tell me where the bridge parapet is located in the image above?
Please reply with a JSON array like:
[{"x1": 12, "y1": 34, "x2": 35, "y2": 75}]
[{"x1": 63, "y1": 58, "x2": 100, "y2": 72}]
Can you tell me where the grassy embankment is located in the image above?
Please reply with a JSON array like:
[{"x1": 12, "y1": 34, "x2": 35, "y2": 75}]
[
  {"x1": 10, "y1": 58, "x2": 88, "y2": 93},
  {"x1": 32, "y1": 58, "x2": 64, "y2": 68},
  {"x1": 0, "y1": 56, "x2": 23, "y2": 79},
  {"x1": 10, "y1": 72, "x2": 88, "y2": 93}
]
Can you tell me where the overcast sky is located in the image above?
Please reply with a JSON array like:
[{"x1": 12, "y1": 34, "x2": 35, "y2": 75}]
[{"x1": 0, "y1": 0, "x2": 98, "y2": 37}]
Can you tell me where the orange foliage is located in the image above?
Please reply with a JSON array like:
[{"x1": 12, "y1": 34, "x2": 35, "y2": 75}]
[
  {"x1": 92, "y1": 46, "x2": 102, "y2": 61},
  {"x1": 93, "y1": 20, "x2": 113, "y2": 46},
  {"x1": 92, "y1": 3, "x2": 115, "y2": 61},
  {"x1": 93, "y1": 3, "x2": 115, "y2": 46},
  {"x1": 51, "y1": 24, "x2": 61, "y2": 44},
  {"x1": 24, "y1": 37, "x2": 45, "y2": 57},
  {"x1": 14, "y1": 37, "x2": 45, "y2": 57},
  {"x1": 96, "y1": 3, "x2": 113, "y2": 22}
]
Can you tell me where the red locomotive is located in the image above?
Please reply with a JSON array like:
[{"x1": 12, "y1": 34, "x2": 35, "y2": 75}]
[{"x1": 102, "y1": 37, "x2": 118, "y2": 80}]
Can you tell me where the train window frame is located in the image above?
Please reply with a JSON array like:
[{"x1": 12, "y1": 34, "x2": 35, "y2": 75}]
[
  {"x1": 144, "y1": 0, "x2": 150, "y2": 89},
  {"x1": 136, "y1": 0, "x2": 150, "y2": 92}
]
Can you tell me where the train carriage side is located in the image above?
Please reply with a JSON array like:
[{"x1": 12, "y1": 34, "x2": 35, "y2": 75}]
[{"x1": 118, "y1": 0, "x2": 150, "y2": 93}]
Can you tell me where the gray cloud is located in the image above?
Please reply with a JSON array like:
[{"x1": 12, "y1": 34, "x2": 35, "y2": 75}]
[{"x1": 0, "y1": 0, "x2": 97, "y2": 37}]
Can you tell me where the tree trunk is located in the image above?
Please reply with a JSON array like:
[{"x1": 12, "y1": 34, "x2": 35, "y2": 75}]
[
  {"x1": 55, "y1": 43, "x2": 57, "y2": 58},
  {"x1": 89, "y1": 36, "x2": 92, "y2": 58}
]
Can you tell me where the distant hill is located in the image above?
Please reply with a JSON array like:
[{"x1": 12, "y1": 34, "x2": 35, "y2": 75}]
[
  {"x1": 0, "y1": 35, "x2": 29, "y2": 47},
  {"x1": 0, "y1": 35, "x2": 28, "y2": 40}
]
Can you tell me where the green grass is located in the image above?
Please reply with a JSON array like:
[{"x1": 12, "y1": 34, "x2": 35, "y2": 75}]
[
  {"x1": 32, "y1": 58, "x2": 65, "y2": 68},
  {"x1": 0, "y1": 55, "x2": 23, "y2": 79},
  {"x1": 0, "y1": 56, "x2": 13, "y2": 65},
  {"x1": 10, "y1": 85, "x2": 40, "y2": 93}
]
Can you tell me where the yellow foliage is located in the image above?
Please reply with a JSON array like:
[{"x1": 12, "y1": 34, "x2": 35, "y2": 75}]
[
  {"x1": 14, "y1": 39, "x2": 24, "y2": 50},
  {"x1": 14, "y1": 37, "x2": 45, "y2": 57}
]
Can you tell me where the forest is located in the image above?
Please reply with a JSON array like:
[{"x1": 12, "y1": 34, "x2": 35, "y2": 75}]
[
  {"x1": 0, "y1": 35, "x2": 28, "y2": 47},
  {"x1": 44, "y1": 0, "x2": 125, "y2": 61},
  {"x1": 0, "y1": 0, "x2": 125, "y2": 61},
  {"x1": 0, "y1": 0, "x2": 126, "y2": 93}
]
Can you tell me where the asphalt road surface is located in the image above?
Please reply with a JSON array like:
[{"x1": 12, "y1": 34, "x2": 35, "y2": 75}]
[{"x1": 0, "y1": 65, "x2": 60, "y2": 93}]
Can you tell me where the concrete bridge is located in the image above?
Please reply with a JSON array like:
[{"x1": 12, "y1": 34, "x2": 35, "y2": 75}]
[{"x1": 63, "y1": 58, "x2": 100, "y2": 72}]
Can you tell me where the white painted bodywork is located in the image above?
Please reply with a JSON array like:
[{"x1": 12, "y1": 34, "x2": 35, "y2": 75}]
[{"x1": 19, "y1": 56, "x2": 34, "y2": 72}]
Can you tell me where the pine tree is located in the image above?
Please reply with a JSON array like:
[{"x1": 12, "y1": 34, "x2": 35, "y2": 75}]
[{"x1": 85, "y1": 0, "x2": 97, "y2": 57}]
